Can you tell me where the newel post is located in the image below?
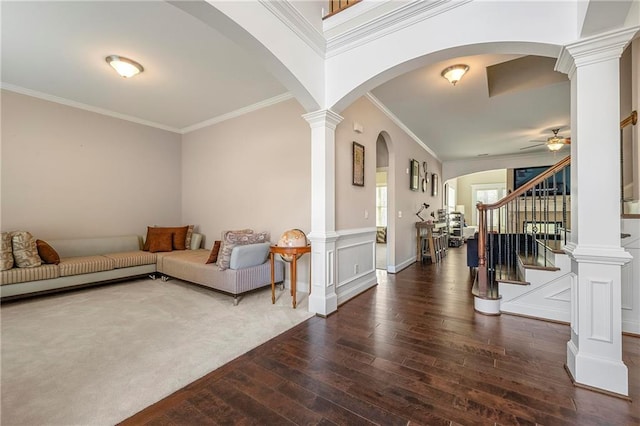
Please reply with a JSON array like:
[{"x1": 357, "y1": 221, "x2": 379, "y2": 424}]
[{"x1": 476, "y1": 202, "x2": 487, "y2": 297}]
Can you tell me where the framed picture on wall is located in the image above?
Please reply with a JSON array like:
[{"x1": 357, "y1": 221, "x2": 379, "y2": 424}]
[
  {"x1": 432, "y1": 173, "x2": 439, "y2": 196},
  {"x1": 352, "y1": 142, "x2": 365, "y2": 186},
  {"x1": 410, "y1": 159, "x2": 419, "y2": 191}
]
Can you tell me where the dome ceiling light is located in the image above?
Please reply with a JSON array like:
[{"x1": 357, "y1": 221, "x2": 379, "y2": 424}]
[
  {"x1": 441, "y1": 64, "x2": 469, "y2": 86},
  {"x1": 105, "y1": 55, "x2": 144, "y2": 78}
]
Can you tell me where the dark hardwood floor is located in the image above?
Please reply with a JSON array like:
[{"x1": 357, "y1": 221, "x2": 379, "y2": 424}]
[{"x1": 121, "y1": 245, "x2": 639, "y2": 425}]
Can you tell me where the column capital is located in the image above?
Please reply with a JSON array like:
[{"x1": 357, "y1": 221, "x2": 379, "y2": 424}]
[
  {"x1": 302, "y1": 109, "x2": 344, "y2": 130},
  {"x1": 556, "y1": 26, "x2": 639, "y2": 74},
  {"x1": 565, "y1": 242, "x2": 632, "y2": 266}
]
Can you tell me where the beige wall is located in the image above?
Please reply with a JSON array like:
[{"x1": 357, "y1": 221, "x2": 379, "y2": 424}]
[
  {"x1": 181, "y1": 99, "x2": 310, "y2": 248},
  {"x1": 1, "y1": 90, "x2": 182, "y2": 240},
  {"x1": 2, "y1": 90, "x2": 441, "y2": 271},
  {"x1": 336, "y1": 97, "x2": 442, "y2": 267},
  {"x1": 456, "y1": 169, "x2": 507, "y2": 225}
]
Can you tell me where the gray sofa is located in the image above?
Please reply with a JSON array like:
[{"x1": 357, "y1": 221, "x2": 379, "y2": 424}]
[{"x1": 0, "y1": 233, "x2": 284, "y2": 304}]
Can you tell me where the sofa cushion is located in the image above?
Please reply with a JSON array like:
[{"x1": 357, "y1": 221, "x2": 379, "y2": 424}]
[
  {"x1": 143, "y1": 226, "x2": 190, "y2": 251},
  {"x1": 1, "y1": 264, "x2": 60, "y2": 285},
  {"x1": 58, "y1": 256, "x2": 114, "y2": 277},
  {"x1": 216, "y1": 230, "x2": 269, "y2": 271},
  {"x1": 48, "y1": 235, "x2": 141, "y2": 258},
  {"x1": 36, "y1": 240, "x2": 60, "y2": 265},
  {"x1": 229, "y1": 242, "x2": 270, "y2": 270},
  {"x1": 12, "y1": 231, "x2": 42, "y2": 268},
  {"x1": 190, "y1": 233, "x2": 203, "y2": 250},
  {"x1": 103, "y1": 251, "x2": 157, "y2": 269},
  {"x1": 1, "y1": 232, "x2": 13, "y2": 271},
  {"x1": 206, "y1": 241, "x2": 221, "y2": 264}
]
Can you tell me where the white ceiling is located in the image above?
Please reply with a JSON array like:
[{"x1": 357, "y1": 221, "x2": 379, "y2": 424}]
[
  {"x1": 1, "y1": 1, "x2": 287, "y2": 131},
  {"x1": 1, "y1": 1, "x2": 570, "y2": 160}
]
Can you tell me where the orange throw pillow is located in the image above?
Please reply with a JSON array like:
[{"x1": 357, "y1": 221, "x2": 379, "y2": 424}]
[
  {"x1": 206, "y1": 241, "x2": 222, "y2": 264},
  {"x1": 148, "y1": 232, "x2": 174, "y2": 253},
  {"x1": 36, "y1": 239, "x2": 60, "y2": 265}
]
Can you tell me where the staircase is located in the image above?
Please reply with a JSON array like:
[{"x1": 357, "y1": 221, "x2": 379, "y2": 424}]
[
  {"x1": 499, "y1": 238, "x2": 572, "y2": 322},
  {"x1": 472, "y1": 155, "x2": 571, "y2": 316}
]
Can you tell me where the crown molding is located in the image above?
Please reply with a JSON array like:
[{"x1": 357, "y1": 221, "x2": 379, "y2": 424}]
[
  {"x1": 181, "y1": 93, "x2": 295, "y2": 134},
  {"x1": 322, "y1": 0, "x2": 387, "y2": 33},
  {"x1": 259, "y1": 0, "x2": 326, "y2": 57},
  {"x1": 0, "y1": 83, "x2": 181, "y2": 133},
  {"x1": 2, "y1": 83, "x2": 295, "y2": 135},
  {"x1": 326, "y1": 0, "x2": 472, "y2": 58},
  {"x1": 365, "y1": 92, "x2": 440, "y2": 161}
]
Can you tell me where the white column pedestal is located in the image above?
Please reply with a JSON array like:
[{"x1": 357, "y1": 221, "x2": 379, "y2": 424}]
[
  {"x1": 303, "y1": 110, "x2": 343, "y2": 316},
  {"x1": 565, "y1": 243, "x2": 631, "y2": 396}
]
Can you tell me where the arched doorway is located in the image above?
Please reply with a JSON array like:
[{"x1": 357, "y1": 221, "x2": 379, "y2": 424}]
[{"x1": 376, "y1": 132, "x2": 391, "y2": 270}]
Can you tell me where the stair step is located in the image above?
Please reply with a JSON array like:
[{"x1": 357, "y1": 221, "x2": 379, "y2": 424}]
[
  {"x1": 493, "y1": 264, "x2": 530, "y2": 286},
  {"x1": 535, "y1": 238, "x2": 566, "y2": 254},
  {"x1": 518, "y1": 253, "x2": 560, "y2": 272},
  {"x1": 497, "y1": 277, "x2": 530, "y2": 286}
]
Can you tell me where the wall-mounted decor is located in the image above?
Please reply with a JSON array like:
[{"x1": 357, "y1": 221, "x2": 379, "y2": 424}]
[
  {"x1": 422, "y1": 161, "x2": 428, "y2": 182},
  {"x1": 431, "y1": 173, "x2": 439, "y2": 196},
  {"x1": 410, "y1": 159, "x2": 419, "y2": 191},
  {"x1": 352, "y1": 142, "x2": 365, "y2": 186}
]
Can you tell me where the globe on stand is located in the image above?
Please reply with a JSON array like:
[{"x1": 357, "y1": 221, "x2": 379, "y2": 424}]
[{"x1": 278, "y1": 229, "x2": 308, "y2": 262}]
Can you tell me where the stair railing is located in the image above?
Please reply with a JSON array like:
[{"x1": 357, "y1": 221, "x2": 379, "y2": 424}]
[
  {"x1": 475, "y1": 155, "x2": 571, "y2": 301},
  {"x1": 324, "y1": 0, "x2": 361, "y2": 18}
]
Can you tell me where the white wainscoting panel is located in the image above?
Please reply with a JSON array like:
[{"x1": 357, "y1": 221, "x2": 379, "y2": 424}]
[
  {"x1": 621, "y1": 218, "x2": 639, "y2": 335},
  {"x1": 588, "y1": 279, "x2": 613, "y2": 343},
  {"x1": 335, "y1": 228, "x2": 378, "y2": 306}
]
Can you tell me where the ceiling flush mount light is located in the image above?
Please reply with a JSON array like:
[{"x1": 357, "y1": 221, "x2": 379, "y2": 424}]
[
  {"x1": 546, "y1": 129, "x2": 568, "y2": 151},
  {"x1": 441, "y1": 64, "x2": 469, "y2": 86},
  {"x1": 105, "y1": 55, "x2": 144, "y2": 78}
]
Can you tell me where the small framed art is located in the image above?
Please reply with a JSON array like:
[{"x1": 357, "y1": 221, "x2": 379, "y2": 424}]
[
  {"x1": 410, "y1": 159, "x2": 419, "y2": 191},
  {"x1": 352, "y1": 142, "x2": 365, "y2": 186}
]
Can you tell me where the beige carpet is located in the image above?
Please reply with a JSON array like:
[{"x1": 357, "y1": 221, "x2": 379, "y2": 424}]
[{"x1": 1, "y1": 278, "x2": 314, "y2": 426}]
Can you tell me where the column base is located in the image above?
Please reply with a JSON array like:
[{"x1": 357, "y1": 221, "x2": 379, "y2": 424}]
[
  {"x1": 308, "y1": 292, "x2": 337, "y2": 317},
  {"x1": 567, "y1": 340, "x2": 629, "y2": 396}
]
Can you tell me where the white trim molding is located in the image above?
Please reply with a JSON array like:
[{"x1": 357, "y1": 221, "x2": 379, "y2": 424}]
[
  {"x1": 182, "y1": 93, "x2": 294, "y2": 133},
  {"x1": 259, "y1": 0, "x2": 326, "y2": 57},
  {"x1": 0, "y1": 83, "x2": 181, "y2": 133},
  {"x1": 325, "y1": 0, "x2": 473, "y2": 57},
  {"x1": 365, "y1": 92, "x2": 440, "y2": 161}
]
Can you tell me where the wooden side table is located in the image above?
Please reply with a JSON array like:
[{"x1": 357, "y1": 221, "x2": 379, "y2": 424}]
[{"x1": 269, "y1": 245, "x2": 311, "y2": 309}]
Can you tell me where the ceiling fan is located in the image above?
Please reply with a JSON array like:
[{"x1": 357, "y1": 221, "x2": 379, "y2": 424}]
[{"x1": 520, "y1": 128, "x2": 571, "y2": 152}]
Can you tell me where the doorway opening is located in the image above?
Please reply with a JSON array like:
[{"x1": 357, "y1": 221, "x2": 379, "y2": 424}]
[{"x1": 376, "y1": 134, "x2": 389, "y2": 270}]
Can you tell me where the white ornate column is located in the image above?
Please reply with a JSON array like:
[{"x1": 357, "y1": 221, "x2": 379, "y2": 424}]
[
  {"x1": 556, "y1": 27, "x2": 638, "y2": 397},
  {"x1": 302, "y1": 110, "x2": 343, "y2": 316}
]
